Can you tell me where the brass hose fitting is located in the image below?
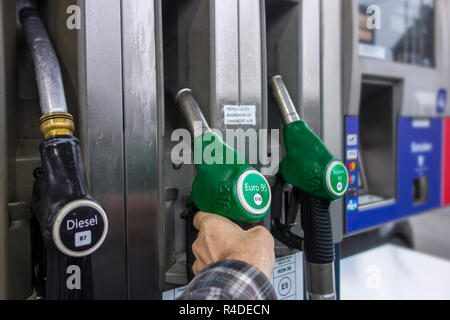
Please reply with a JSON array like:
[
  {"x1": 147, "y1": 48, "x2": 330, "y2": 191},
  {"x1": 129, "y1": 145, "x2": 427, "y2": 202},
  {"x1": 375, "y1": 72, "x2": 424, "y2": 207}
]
[{"x1": 39, "y1": 112, "x2": 75, "y2": 138}]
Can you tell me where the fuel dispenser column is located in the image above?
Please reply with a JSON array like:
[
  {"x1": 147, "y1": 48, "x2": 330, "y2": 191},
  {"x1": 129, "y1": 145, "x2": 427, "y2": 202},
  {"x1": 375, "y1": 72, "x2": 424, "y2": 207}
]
[
  {"x1": 20, "y1": 8, "x2": 108, "y2": 299},
  {"x1": 175, "y1": 89, "x2": 272, "y2": 280},
  {"x1": 269, "y1": 76, "x2": 348, "y2": 300}
]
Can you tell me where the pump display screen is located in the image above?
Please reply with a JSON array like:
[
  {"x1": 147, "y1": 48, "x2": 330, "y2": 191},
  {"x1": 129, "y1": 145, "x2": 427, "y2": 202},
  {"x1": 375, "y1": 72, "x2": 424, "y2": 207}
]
[{"x1": 358, "y1": 0, "x2": 435, "y2": 67}]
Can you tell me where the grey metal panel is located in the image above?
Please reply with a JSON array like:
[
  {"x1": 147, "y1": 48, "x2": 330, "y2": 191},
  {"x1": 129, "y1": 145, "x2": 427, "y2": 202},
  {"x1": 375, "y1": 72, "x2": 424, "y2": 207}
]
[
  {"x1": 180, "y1": 0, "x2": 212, "y2": 122},
  {"x1": 341, "y1": 0, "x2": 360, "y2": 116},
  {"x1": 238, "y1": 0, "x2": 265, "y2": 130},
  {"x1": 0, "y1": 0, "x2": 12, "y2": 300},
  {"x1": 78, "y1": 0, "x2": 127, "y2": 299},
  {"x1": 212, "y1": 0, "x2": 240, "y2": 129},
  {"x1": 259, "y1": 1, "x2": 268, "y2": 131},
  {"x1": 161, "y1": 0, "x2": 199, "y2": 291},
  {"x1": 207, "y1": 0, "x2": 266, "y2": 132},
  {"x1": 267, "y1": 0, "x2": 322, "y2": 135},
  {"x1": 342, "y1": 0, "x2": 450, "y2": 117},
  {"x1": 0, "y1": 0, "x2": 34, "y2": 300},
  {"x1": 121, "y1": 0, "x2": 161, "y2": 299},
  {"x1": 154, "y1": 0, "x2": 168, "y2": 295},
  {"x1": 300, "y1": 0, "x2": 321, "y2": 135},
  {"x1": 321, "y1": 0, "x2": 344, "y2": 243},
  {"x1": 265, "y1": 0, "x2": 302, "y2": 145},
  {"x1": 359, "y1": 59, "x2": 441, "y2": 117}
]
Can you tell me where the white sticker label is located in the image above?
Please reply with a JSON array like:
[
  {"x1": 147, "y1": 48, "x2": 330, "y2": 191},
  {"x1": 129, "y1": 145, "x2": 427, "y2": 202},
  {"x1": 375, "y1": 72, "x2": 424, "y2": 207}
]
[
  {"x1": 359, "y1": 44, "x2": 386, "y2": 60},
  {"x1": 347, "y1": 134, "x2": 358, "y2": 146},
  {"x1": 347, "y1": 149, "x2": 358, "y2": 160},
  {"x1": 254, "y1": 194, "x2": 263, "y2": 206},
  {"x1": 271, "y1": 252, "x2": 303, "y2": 300},
  {"x1": 224, "y1": 105, "x2": 256, "y2": 126},
  {"x1": 75, "y1": 230, "x2": 92, "y2": 248},
  {"x1": 162, "y1": 252, "x2": 304, "y2": 300}
]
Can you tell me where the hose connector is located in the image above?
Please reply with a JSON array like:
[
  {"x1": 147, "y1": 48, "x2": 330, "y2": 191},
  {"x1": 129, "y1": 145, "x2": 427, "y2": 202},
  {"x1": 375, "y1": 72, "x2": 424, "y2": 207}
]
[{"x1": 39, "y1": 112, "x2": 75, "y2": 138}]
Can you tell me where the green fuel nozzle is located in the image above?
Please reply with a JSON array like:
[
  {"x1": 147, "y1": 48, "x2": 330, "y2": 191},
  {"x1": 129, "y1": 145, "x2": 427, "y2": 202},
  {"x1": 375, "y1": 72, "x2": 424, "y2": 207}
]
[
  {"x1": 175, "y1": 88, "x2": 271, "y2": 281},
  {"x1": 270, "y1": 76, "x2": 348, "y2": 201},
  {"x1": 269, "y1": 75, "x2": 349, "y2": 300},
  {"x1": 175, "y1": 89, "x2": 271, "y2": 224}
]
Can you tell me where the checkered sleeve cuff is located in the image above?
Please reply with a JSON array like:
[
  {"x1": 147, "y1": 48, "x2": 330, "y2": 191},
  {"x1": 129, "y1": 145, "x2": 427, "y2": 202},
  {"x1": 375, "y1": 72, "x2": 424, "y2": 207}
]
[{"x1": 178, "y1": 260, "x2": 277, "y2": 300}]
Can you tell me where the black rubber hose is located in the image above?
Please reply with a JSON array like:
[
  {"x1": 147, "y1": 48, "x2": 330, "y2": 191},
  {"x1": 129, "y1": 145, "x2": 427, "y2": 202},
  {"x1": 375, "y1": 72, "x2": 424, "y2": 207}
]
[{"x1": 297, "y1": 188, "x2": 334, "y2": 264}]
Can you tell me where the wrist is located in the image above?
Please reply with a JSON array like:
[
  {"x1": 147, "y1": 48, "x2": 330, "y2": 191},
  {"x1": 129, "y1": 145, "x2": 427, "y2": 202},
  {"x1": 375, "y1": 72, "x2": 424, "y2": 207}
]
[{"x1": 224, "y1": 253, "x2": 273, "y2": 279}]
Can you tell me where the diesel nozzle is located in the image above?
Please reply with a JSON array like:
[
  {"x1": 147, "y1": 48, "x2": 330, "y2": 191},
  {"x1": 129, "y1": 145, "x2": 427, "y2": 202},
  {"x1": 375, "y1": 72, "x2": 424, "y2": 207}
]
[
  {"x1": 269, "y1": 75, "x2": 349, "y2": 300},
  {"x1": 20, "y1": 7, "x2": 108, "y2": 300}
]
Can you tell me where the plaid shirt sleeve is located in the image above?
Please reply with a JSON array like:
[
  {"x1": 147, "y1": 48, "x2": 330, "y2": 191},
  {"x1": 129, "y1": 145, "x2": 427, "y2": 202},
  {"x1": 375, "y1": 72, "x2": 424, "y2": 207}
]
[{"x1": 177, "y1": 260, "x2": 278, "y2": 300}]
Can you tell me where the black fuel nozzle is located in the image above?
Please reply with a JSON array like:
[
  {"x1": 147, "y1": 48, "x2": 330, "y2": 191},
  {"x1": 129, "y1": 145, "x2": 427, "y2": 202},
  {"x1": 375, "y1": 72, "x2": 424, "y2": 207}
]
[
  {"x1": 21, "y1": 7, "x2": 108, "y2": 300},
  {"x1": 32, "y1": 135, "x2": 108, "y2": 300}
]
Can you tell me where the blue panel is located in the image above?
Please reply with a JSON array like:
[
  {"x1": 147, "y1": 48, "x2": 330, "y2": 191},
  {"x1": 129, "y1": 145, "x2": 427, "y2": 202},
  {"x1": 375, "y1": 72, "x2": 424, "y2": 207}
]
[
  {"x1": 345, "y1": 116, "x2": 371, "y2": 233},
  {"x1": 347, "y1": 204, "x2": 397, "y2": 233},
  {"x1": 345, "y1": 116, "x2": 444, "y2": 234},
  {"x1": 346, "y1": 116, "x2": 400, "y2": 232},
  {"x1": 397, "y1": 118, "x2": 443, "y2": 216}
]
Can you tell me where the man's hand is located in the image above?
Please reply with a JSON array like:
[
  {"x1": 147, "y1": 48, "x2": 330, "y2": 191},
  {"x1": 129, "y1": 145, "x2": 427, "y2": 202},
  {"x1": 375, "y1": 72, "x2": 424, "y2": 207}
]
[{"x1": 192, "y1": 211, "x2": 275, "y2": 279}]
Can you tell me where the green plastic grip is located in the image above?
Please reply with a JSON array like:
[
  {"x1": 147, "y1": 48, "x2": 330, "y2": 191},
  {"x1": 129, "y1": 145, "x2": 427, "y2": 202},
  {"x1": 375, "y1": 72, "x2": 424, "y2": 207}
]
[
  {"x1": 279, "y1": 120, "x2": 348, "y2": 201},
  {"x1": 188, "y1": 132, "x2": 271, "y2": 224}
]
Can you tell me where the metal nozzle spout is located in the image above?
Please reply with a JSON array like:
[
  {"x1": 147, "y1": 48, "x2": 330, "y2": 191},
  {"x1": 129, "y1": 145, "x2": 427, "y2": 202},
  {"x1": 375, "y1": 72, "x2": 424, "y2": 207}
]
[
  {"x1": 175, "y1": 89, "x2": 211, "y2": 140},
  {"x1": 269, "y1": 76, "x2": 301, "y2": 125}
]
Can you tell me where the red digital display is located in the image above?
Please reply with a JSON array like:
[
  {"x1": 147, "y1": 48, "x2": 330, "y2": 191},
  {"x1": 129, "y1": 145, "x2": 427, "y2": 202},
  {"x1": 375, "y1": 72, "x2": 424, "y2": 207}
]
[{"x1": 443, "y1": 118, "x2": 450, "y2": 206}]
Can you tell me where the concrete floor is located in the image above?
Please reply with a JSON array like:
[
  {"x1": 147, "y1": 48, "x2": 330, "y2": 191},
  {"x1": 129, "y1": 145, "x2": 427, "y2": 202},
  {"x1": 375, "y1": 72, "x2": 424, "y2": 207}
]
[{"x1": 409, "y1": 207, "x2": 450, "y2": 261}]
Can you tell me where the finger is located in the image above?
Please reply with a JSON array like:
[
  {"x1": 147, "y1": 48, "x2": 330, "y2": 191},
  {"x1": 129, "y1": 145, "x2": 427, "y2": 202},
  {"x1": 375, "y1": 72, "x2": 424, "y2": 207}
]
[
  {"x1": 249, "y1": 226, "x2": 275, "y2": 245},
  {"x1": 192, "y1": 238, "x2": 201, "y2": 259},
  {"x1": 192, "y1": 259, "x2": 205, "y2": 276},
  {"x1": 192, "y1": 260, "x2": 199, "y2": 275},
  {"x1": 248, "y1": 225, "x2": 268, "y2": 234},
  {"x1": 193, "y1": 211, "x2": 211, "y2": 231}
]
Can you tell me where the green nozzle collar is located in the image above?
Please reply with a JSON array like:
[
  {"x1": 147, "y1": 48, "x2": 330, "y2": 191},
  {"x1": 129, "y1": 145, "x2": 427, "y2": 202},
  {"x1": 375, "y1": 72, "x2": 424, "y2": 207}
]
[
  {"x1": 324, "y1": 161, "x2": 349, "y2": 199},
  {"x1": 236, "y1": 170, "x2": 271, "y2": 216}
]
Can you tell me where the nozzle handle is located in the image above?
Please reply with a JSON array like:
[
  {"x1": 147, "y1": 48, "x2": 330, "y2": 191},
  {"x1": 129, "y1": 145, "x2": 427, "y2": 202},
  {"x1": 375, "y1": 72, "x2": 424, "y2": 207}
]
[
  {"x1": 269, "y1": 76, "x2": 301, "y2": 125},
  {"x1": 296, "y1": 188, "x2": 336, "y2": 300}
]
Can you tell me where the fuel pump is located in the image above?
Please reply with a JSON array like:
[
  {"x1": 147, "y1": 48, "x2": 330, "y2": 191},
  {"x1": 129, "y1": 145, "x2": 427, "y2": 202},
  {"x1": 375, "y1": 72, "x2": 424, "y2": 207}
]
[
  {"x1": 20, "y1": 7, "x2": 108, "y2": 299},
  {"x1": 174, "y1": 88, "x2": 272, "y2": 281},
  {"x1": 269, "y1": 76, "x2": 349, "y2": 300}
]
